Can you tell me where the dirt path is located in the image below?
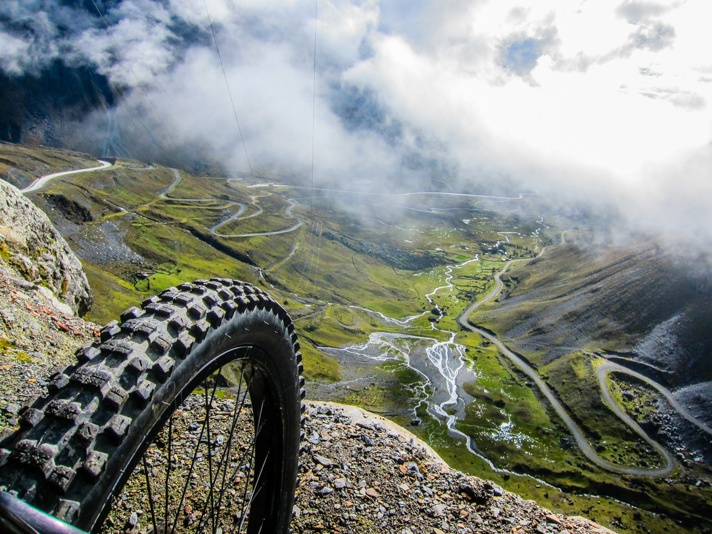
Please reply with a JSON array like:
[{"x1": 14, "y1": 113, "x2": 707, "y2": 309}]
[
  {"x1": 456, "y1": 242, "x2": 676, "y2": 477},
  {"x1": 162, "y1": 169, "x2": 303, "y2": 238},
  {"x1": 597, "y1": 361, "x2": 712, "y2": 437},
  {"x1": 21, "y1": 160, "x2": 113, "y2": 193}
]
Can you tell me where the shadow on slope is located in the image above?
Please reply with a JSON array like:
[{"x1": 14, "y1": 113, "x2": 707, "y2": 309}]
[{"x1": 475, "y1": 238, "x2": 712, "y2": 388}]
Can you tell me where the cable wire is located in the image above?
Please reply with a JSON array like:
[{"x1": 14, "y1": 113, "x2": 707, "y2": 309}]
[
  {"x1": 90, "y1": 0, "x2": 178, "y2": 151},
  {"x1": 203, "y1": 0, "x2": 257, "y2": 185},
  {"x1": 310, "y1": 0, "x2": 318, "y2": 206}
]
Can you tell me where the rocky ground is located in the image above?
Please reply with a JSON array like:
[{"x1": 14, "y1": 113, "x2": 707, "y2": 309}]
[
  {"x1": 292, "y1": 402, "x2": 611, "y2": 534},
  {"x1": 0, "y1": 267, "x2": 99, "y2": 434}
]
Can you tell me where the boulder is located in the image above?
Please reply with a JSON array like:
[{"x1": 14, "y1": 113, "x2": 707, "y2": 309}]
[{"x1": 0, "y1": 179, "x2": 92, "y2": 315}]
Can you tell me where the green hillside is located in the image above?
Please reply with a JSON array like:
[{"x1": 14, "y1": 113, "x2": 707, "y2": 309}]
[{"x1": 2, "y1": 143, "x2": 711, "y2": 533}]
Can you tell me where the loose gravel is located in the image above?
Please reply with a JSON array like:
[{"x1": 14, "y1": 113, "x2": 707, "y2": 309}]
[{"x1": 293, "y1": 402, "x2": 613, "y2": 534}]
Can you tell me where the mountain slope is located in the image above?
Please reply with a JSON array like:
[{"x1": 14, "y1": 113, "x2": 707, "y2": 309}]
[{"x1": 474, "y1": 238, "x2": 712, "y2": 387}]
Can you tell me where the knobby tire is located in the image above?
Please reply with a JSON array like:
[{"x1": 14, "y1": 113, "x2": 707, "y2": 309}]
[{"x1": 0, "y1": 279, "x2": 304, "y2": 533}]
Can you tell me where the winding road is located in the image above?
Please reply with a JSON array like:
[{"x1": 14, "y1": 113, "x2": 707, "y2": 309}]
[
  {"x1": 21, "y1": 160, "x2": 113, "y2": 193},
  {"x1": 597, "y1": 361, "x2": 712, "y2": 438},
  {"x1": 456, "y1": 246, "x2": 678, "y2": 476},
  {"x1": 160, "y1": 169, "x2": 303, "y2": 238}
]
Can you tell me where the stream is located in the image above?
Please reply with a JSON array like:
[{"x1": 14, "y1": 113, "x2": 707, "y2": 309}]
[
  {"x1": 310, "y1": 255, "x2": 523, "y2": 473},
  {"x1": 311, "y1": 242, "x2": 689, "y2": 478}
]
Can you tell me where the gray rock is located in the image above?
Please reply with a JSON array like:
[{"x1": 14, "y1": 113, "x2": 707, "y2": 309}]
[
  {"x1": 313, "y1": 454, "x2": 333, "y2": 467},
  {"x1": 0, "y1": 180, "x2": 92, "y2": 315},
  {"x1": 431, "y1": 503, "x2": 447, "y2": 516}
]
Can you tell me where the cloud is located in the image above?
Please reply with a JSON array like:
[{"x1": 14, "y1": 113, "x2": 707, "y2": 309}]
[
  {"x1": 622, "y1": 143, "x2": 712, "y2": 252},
  {"x1": 0, "y1": 1, "x2": 96, "y2": 74},
  {"x1": 637, "y1": 86, "x2": 706, "y2": 109},
  {"x1": 669, "y1": 91, "x2": 706, "y2": 109},
  {"x1": 639, "y1": 66, "x2": 663, "y2": 76},
  {"x1": 497, "y1": 26, "x2": 559, "y2": 79},
  {"x1": 0, "y1": 31, "x2": 31, "y2": 76},
  {"x1": 615, "y1": 0, "x2": 679, "y2": 24},
  {"x1": 2, "y1": 0, "x2": 712, "y2": 259},
  {"x1": 556, "y1": 20, "x2": 677, "y2": 73},
  {"x1": 621, "y1": 21, "x2": 676, "y2": 54}
]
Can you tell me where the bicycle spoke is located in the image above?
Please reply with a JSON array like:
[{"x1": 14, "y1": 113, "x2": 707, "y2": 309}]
[
  {"x1": 204, "y1": 373, "x2": 218, "y2": 533},
  {"x1": 247, "y1": 402, "x2": 271, "y2": 503},
  {"x1": 169, "y1": 388, "x2": 216, "y2": 533},
  {"x1": 247, "y1": 448, "x2": 271, "y2": 511},
  {"x1": 165, "y1": 416, "x2": 173, "y2": 533},
  {"x1": 142, "y1": 455, "x2": 160, "y2": 534},
  {"x1": 212, "y1": 366, "x2": 247, "y2": 524},
  {"x1": 196, "y1": 366, "x2": 258, "y2": 533},
  {"x1": 238, "y1": 396, "x2": 267, "y2": 532},
  {"x1": 99, "y1": 357, "x2": 284, "y2": 533}
]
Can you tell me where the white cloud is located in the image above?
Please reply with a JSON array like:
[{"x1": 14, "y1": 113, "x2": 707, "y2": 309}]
[
  {"x1": 2, "y1": 0, "x2": 712, "y2": 253},
  {"x1": 0, "y1": 32, "x2": 31, "y2": 75},
  {"x1": 318, "y1": 0, "x2": 379, "y2": 66},
  {"x1": 615, "y1": 0, "x2": 679, "y2": 24}
]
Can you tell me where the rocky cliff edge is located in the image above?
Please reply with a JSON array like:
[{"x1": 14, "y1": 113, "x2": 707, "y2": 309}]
[{"x1": 0, "y1": 179, "x2": 92, "y2": 317}]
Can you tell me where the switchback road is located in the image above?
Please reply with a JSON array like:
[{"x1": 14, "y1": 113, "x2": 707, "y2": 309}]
[
  {"x1": 457, "y1": 244, "x2": 676, "y2": 476},
  {"x1": 597, "y1": 361, "x2": 712, "y2": 438},
  {"x1": 21, "y1": 160, "x2": 113, "y2": 193}
]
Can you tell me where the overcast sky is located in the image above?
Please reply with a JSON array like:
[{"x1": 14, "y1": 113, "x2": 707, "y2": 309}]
[{"x1": 2, "y1": 0, "x2": 711, "y2": 250}]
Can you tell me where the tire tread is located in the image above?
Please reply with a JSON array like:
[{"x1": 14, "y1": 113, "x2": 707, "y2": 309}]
[{"x1": 0, "y1": 279, "x2": 303, "y2": 532}]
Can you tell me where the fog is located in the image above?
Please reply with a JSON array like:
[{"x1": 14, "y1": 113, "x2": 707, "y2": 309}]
[{"x1": 2, "y1": 0, "x2": 712, "y2": 252}]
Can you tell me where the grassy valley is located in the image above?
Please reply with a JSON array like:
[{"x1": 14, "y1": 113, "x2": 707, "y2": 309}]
[{"x1": 2, "y1": 142, "x2": 711, "y2": 533}]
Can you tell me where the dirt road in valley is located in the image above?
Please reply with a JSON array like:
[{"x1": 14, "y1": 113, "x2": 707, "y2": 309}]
[
  {"x1": 21, "y1": 160, "x2": 113, "y2": 193},
  {"x1": 162, "y1": 169, "x2": 302, "y2": 237},
  {"x1": 597, "y1": 361, "x2": 712, "y2": 438},
  {"x1": 457, "y1": 245, "x2": 677, "y2": 476}
]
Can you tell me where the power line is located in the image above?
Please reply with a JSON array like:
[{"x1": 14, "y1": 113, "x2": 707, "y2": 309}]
[
  {"x1": 90, "y1": 0, "x2": 179, "y2": 152},
  {"x1": 298, "y1": 1, "x2": 323, "y2": 294},
  {"x1": 309, "y1": 222, "x2": 323, "y2": 289},
  {"x1": 203, "y1": 0, "x2": 257, "y2": 185},
  {"x1": 310, "y1": 0, "x2": 318, "y2": 206}
]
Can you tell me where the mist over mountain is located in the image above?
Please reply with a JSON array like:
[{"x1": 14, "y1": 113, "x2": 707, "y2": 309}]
[
  {"x1": 2, "y1": 0, "x2": 712, "y2": 260},
  {"x1": 477, "y1": 238, "x2": 712, "y2": 387}
]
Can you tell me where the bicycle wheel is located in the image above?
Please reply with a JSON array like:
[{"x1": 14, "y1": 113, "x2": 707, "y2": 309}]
[{"x1": 0, "y1": 278, "x2": 304, "y2": 533}]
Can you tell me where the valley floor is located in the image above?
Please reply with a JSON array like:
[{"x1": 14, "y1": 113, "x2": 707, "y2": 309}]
[{"x1": 2, "y1": 144, "x2": 711, "y2": 533}]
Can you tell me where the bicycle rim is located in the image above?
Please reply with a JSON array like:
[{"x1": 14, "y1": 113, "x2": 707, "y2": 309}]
[{"x1": 102, "y1": 354, "x2": 280, "y2": 533}]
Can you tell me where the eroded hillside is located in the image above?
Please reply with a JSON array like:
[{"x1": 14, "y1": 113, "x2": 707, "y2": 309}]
[{"x1": 473, "y1": 238, "x2": 712, "y2": 387}]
